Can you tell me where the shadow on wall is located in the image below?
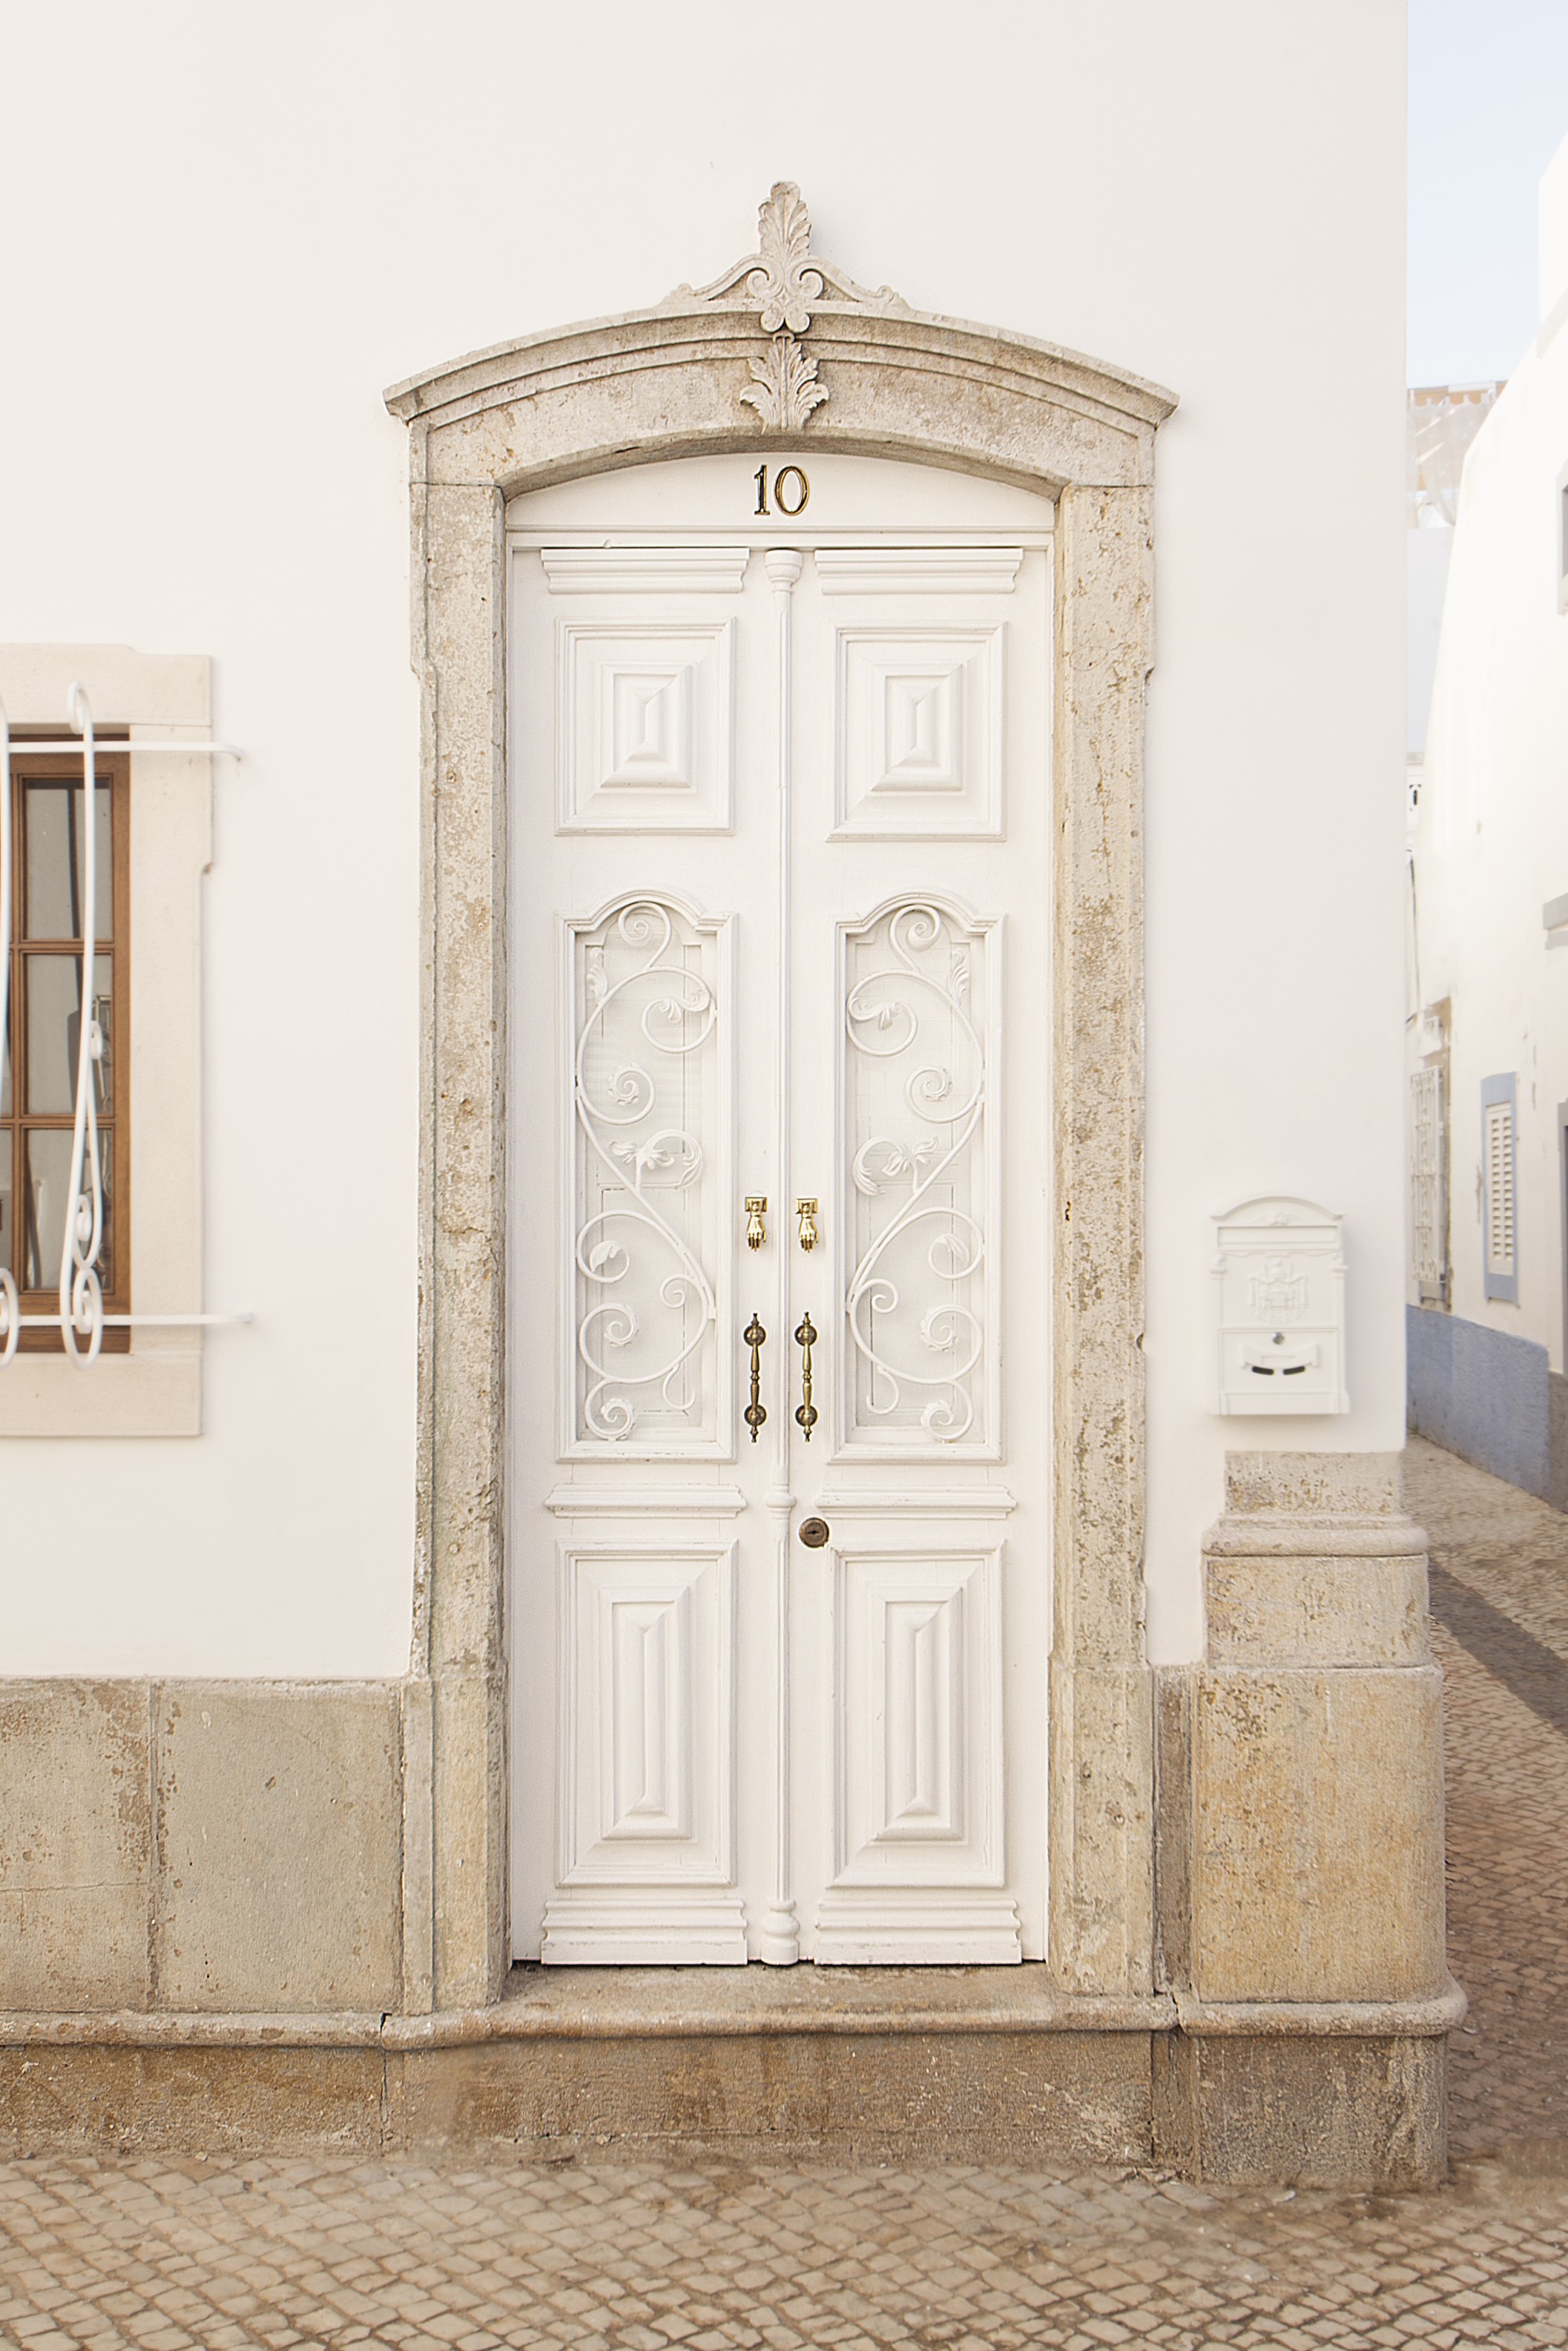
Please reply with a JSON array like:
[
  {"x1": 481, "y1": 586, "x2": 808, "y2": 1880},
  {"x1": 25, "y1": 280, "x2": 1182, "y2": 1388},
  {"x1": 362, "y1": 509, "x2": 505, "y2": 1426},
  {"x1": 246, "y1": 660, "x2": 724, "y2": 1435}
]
[{"x1": 1406, "y1": 1303, "x2": 1568, "y2": 1511}]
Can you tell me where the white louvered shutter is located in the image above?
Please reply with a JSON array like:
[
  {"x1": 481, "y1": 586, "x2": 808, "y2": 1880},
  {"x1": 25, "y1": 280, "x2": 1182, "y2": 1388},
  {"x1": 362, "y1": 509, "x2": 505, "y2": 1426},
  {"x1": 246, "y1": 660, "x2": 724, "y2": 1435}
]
[
  {"x1": 1409, "y1": 1066, "x2": 1447, "y2": 1302},
  {"x1": 1484, "y1": 1097, "x2": 1516, "y2": 1283}
]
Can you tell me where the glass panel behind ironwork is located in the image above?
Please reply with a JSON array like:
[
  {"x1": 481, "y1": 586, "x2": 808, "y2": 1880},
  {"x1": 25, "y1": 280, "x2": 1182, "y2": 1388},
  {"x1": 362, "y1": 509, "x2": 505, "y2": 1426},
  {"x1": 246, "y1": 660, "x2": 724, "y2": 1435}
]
[
  {"x1": 23, "y1": 1130, "x2": 111, "y2": 1293},
  {"x1": 24, "y1": 783, "x2": 112, "y2": 941},
  {"x1": 25, "y1": 955, "x2": 112, "y2": 1115}
]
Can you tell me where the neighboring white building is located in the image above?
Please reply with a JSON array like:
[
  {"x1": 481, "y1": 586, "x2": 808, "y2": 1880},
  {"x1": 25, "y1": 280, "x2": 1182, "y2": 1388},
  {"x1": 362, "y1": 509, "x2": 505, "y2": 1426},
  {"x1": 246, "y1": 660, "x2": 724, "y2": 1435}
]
[
  {"x1": 0, "y1": 4, "x2": 1441, "y2": 2184},
  {"x1": 1408, "y1": 131, "x2": 1568, "y2": 1504}
]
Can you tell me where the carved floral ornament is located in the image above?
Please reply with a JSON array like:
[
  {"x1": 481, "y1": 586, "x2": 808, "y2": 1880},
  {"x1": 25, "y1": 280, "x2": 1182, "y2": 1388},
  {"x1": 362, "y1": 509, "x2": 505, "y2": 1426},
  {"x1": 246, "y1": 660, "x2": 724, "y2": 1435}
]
[{"x1": 668, "y1": 181, "x2": 909, "y2": 433}]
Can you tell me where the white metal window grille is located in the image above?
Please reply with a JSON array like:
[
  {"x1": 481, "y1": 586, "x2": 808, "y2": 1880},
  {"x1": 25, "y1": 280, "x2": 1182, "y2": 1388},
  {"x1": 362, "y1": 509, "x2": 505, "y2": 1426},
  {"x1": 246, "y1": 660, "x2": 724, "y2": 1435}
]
[
  {"x1": 1482, "y1": 1072, "x2": 1519, "y2": 1304},
  {"x1": 0, "y1": 685, "x2": 245, "y2": 1363},
  {"x1": 1409, "y1": 1065, "x2": 1448, "y2": 1304}
]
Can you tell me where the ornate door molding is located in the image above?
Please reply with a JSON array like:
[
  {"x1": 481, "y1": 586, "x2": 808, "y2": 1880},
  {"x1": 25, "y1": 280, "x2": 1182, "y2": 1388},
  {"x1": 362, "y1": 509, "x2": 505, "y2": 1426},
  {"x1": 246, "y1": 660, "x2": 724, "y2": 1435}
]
[{"x1": 385, "y1": 187, "x2": 1177, "y2": 2010}]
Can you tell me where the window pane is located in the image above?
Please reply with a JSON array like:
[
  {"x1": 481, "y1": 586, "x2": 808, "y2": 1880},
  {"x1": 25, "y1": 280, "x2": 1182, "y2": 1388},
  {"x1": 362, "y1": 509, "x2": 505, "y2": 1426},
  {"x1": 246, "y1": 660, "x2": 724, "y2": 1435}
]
[
  {"x1": 0, "y1": 1137, "x2": 11, "y2": 1277},
  {"x1": 24, "y1": 782, "x2": 112, "y2": 941},
  {"x1": 25, "y1": 955, "x2": 112, "y2": 1114},
  {"x1": 23, "y1": 1130, "x2": 111, "y2": 1293}
]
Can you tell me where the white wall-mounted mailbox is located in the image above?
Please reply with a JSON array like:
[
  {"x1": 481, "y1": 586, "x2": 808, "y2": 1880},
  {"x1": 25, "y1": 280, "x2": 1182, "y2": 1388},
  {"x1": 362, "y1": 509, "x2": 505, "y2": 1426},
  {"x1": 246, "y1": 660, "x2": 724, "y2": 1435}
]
[{"x1": 1212, "y1": 1195, "x2": 1348, "y2": 1416}]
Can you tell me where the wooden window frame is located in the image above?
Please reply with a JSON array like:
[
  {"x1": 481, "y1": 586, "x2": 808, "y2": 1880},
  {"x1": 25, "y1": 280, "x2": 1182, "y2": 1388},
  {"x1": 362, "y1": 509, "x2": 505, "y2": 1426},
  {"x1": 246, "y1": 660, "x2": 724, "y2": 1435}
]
[{"x1": 2, "y1": 739, "x2": 132, "y2": 1352}]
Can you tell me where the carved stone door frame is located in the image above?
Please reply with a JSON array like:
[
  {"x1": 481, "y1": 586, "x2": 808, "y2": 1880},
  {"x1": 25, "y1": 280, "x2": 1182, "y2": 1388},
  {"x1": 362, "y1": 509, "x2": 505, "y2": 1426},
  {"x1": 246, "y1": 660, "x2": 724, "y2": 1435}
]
[{"x1": 386, "y1": 187, "x2": 1177, "y2": 2010}]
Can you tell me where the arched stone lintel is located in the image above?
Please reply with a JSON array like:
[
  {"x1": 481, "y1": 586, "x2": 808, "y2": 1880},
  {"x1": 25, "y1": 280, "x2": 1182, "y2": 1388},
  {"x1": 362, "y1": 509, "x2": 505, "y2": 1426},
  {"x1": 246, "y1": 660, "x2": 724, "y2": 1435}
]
[{"x1": 388, "y1": 302, "x2": 1176, "y2": 499}]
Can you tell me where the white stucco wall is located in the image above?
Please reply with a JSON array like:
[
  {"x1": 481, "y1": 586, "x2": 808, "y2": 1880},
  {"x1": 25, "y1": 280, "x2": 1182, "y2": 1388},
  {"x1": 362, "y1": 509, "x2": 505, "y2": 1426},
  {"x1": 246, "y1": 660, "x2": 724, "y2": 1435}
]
[
  {"x1": 1413, "y1": 131, "x2": 1568, "y2": 1363},
  {"x1": 1410, "y1": 532, "x2": 1454, "y2": 756},
  {"x1": 0, "y1": 0, "x2": 1406, "y2": 1674}
]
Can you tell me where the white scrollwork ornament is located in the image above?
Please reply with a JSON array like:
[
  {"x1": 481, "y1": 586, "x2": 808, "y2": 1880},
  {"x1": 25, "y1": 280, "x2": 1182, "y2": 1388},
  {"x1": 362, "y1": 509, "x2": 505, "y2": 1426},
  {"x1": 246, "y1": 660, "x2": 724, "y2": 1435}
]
[
  {"x1": 844, "y1": 901, "x2": 989, "y2": 1445},
  {"x1": 60, "y1": 685, "x2": 107, "y2": 1366},
  {"x1": 573, "y1": 898, "x2": 718, "y2": 1443}
]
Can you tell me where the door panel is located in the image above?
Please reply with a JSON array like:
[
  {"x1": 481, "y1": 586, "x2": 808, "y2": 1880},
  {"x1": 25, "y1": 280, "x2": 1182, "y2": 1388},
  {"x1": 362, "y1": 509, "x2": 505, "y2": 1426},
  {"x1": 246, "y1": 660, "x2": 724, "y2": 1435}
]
[
  {"x1": 564, "y1": 894, "x2": 732, "y2": 1456},
  {"x1": 838, "y1": 894, "x2": 997, "y2": 1455},
  {"x1": 833, "y1": 626, "x2": 1005, "y2": 838},
  {"x1": 557, "y1": 619, "x2": 736, "y2": 833},
  {"x1": 508, "y1": 452, "x2": 1053, "y2": 1968},
  {"x1": 542, "y1": 1540, "x2": 746, "y2": 1965}
]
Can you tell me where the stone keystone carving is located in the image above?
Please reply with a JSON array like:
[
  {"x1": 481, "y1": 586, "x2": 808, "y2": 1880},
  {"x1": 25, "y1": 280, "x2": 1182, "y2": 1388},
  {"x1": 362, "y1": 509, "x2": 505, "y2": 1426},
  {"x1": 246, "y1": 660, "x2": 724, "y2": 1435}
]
[
  {"x1": 740, "y1": 334, "x2": 829, "y2": 431},
  {"x1": 668, "y1": 181, "x2": 908, "y2": 433}
]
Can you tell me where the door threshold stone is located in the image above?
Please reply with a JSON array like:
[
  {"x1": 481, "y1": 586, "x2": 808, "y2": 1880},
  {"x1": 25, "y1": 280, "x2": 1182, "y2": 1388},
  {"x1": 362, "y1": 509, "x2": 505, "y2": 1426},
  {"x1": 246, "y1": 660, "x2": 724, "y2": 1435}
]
[
  {"x1": 0, "y1": 1968, "x2": 1461, "y2": 2183},
  {"x1": 395, "y1": 1961, "x2": 1176, "y2": 2043}
]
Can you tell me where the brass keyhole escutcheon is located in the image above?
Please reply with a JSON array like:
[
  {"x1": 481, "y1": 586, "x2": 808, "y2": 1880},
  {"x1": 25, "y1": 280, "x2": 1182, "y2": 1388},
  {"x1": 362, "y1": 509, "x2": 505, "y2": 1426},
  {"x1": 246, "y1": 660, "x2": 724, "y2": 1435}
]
[{"x1": 799, "y1": 1517, "x2": 830, "y2": 1549}]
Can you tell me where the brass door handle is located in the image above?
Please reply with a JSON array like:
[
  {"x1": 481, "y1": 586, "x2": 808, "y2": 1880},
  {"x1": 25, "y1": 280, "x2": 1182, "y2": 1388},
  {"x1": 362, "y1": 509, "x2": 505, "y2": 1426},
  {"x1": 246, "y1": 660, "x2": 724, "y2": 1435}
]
[
  {"x1": 796, "y1": 1198, "x2": 818, "y2": 1252},
  {"x1": 744, "y1": 1315, "x2": 767, "y2": 1442},
  {"x1": 746, "y1": 1196, "x2": 768, "y2": 1251},
  {"x1": 794, "y1": 1310, "x2": 818, "y2": 1441}
]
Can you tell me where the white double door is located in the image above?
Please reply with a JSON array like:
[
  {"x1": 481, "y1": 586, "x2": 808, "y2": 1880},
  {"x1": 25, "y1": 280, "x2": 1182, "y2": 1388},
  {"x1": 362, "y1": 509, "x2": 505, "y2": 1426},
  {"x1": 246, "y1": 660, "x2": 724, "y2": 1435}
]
[{"x1": 509, "y1": 455, "x2": 1052, "y2": 1965}]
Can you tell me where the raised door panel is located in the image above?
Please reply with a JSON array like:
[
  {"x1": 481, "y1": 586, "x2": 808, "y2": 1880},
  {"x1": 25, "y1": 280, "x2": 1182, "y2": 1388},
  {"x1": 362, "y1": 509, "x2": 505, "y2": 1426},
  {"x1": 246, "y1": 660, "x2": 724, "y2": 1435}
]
[
  {"x1": 543, "y1": 1542, "x2": 746, "y2": 1964},
  {"x1": 817, "y1": 545, "x2": 1021, "y2": 842},
  {"x1": 541, "y1": 545, "x2": 750, "y2": 836},
  {"x1": 815, "y1": 1541, "x2": 1018, "y2": 1963},
  {"x1": 557, "y1": 620, "x2": 735, "y2": 833},
  {"x1": 833, "y1": 626, "x2": 1004, "y2": 838}
]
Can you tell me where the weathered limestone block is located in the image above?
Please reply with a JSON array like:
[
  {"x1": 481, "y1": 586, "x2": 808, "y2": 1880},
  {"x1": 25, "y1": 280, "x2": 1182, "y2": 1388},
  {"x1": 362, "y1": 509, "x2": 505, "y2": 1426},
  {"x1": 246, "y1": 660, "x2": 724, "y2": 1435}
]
[
  {"x1": 1048, "y1": 1663, "x2": 1154, "y2": 1996},
  {"x1": 1191, "y1": 1665, "x2": 1443, "y2": 2001},
  {"x1": 1206, "y1": 1552, "x2": 1430, "y2": 1669},
  {"x1": 154, "y1": 1682, "x2": 402, "y2": 2012},
  {"x1": 1152, "y1": 2030, "x2": 1446, "y2": 2190},
  {"x1": 0, "y1": 1682, "x2": 151, "y2": 2012},
  {"x1": 1182, "y1": 1453, "x2": 1446, "y2": 2008},
  {"x1": 0, "y1": 2044, "x2": 385, "y2": 2157},
  {"x1": 383, "y1": 2027, "x2": 1153, "y2": 2166}
]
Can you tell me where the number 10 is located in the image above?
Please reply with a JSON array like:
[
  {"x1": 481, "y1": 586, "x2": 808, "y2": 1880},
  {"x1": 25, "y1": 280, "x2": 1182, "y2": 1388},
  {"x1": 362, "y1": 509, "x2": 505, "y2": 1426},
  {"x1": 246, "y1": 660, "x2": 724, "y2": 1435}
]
[{"x1": 753, "y1": 463, "x2": 810, "y2": 517}]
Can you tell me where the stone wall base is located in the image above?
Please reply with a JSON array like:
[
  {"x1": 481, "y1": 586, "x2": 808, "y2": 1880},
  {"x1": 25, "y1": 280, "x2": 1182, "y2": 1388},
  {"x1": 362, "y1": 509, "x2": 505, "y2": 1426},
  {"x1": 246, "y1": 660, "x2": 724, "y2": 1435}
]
[
  {"x1": 1153, "y1": 2032, "x2": 1448, "y2": 2190},
  {"x1": 0, "y1": 1970, "x2": 1457, "y2": 2183}
]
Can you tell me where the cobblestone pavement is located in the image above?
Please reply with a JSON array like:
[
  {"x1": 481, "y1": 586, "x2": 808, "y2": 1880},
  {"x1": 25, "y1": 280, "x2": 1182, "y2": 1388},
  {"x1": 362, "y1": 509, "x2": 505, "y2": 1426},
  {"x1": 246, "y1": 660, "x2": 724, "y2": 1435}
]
[{"x1": 1, "y1": 1435, "x2": 1566, "y2": 2350}]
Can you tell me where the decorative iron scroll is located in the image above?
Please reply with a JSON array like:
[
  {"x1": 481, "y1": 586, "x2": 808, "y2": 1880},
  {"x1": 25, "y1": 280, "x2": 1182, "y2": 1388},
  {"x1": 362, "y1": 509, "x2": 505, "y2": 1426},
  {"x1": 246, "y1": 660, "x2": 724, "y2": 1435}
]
[
  {"x1": 572, "y1": 896, "x2": 723, "y2": 1447},
  {"x1": 844, "y1": 900, "x2": 991, "y2": 1447},
  {"x1": 0, "y1": 691, "x2": 246, "y2": 1363}
]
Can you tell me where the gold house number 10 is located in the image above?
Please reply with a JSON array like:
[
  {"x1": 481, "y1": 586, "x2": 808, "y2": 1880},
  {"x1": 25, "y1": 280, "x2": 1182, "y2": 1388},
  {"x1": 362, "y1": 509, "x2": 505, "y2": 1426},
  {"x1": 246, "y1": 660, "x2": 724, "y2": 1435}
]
[{"x1": 754, "y1": 463, "x2": 810, "y2": 517}]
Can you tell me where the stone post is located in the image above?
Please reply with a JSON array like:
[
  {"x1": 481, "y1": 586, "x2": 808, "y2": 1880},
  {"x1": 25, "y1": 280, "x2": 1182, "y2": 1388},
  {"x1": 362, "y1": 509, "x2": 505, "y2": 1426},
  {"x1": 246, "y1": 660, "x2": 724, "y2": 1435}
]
[{"x1": 1155, "y1": 1452, "x2": 1454, "y2": 2186}]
